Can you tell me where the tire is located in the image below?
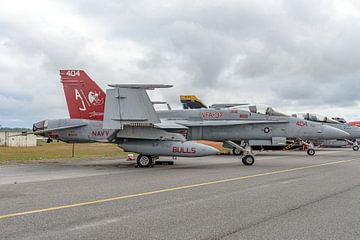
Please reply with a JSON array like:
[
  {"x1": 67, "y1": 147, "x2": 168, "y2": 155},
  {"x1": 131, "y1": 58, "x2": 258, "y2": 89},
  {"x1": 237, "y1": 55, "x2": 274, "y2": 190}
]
[
  {"x1": 307, "y1": 149, "x2": 315, "y2": 156},
  {"x1": 137, "y1": 155, "x2": 153, "y2": 168},
  {"x1": 242, "y1": 155, "x2": 255, "y2": 166},
  {"x1": 232, "y1": 147, "x2": 243, "y2": 156},
  {"x1": 353, "y1": 145, "x2": 359, "y2": 151}
]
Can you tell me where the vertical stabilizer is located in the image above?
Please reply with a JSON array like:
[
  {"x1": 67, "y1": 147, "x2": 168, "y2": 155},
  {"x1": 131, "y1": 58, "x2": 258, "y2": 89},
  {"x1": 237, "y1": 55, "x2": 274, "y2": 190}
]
[
  {"x1": 180, "y1": 95, "x2": 207, "y2": 109},
  {"x1": 60, "y1": 70, "x2": 105, "y2": 121}
]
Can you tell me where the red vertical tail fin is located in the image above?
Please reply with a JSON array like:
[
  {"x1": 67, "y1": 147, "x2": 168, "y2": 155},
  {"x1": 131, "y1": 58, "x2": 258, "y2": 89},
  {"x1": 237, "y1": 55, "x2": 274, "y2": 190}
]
[{"x1": 60, "y1": 70, "x2": 105, "y2": 121}]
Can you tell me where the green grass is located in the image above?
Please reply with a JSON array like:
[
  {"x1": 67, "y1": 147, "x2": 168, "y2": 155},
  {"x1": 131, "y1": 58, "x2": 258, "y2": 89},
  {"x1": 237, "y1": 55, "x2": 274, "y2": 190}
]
[{"x1": 0, "y1": 142, "x2": 129, "y2": 164}]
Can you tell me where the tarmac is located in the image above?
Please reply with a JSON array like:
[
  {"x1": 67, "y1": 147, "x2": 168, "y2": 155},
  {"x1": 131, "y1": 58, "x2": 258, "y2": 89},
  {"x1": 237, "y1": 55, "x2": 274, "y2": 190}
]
[{"x1": 0, "y1": 148, "x2": 359, "y2": 240}]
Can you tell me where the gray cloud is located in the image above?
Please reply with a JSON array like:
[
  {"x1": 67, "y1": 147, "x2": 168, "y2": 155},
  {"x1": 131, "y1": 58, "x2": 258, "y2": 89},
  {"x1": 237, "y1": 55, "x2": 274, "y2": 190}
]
[{"x1": 1, "y1": 0, "x2": 360, "y2": 127}]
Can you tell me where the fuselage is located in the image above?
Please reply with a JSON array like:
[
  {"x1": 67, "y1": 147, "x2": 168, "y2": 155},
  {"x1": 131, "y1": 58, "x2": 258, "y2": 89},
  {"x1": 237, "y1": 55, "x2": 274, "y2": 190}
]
[
  {"x1": 34, "y1": 108, "x2": 349, "y2": 144},
  {"x1": 157, "y1": 109, "x2": 349, "y2": 141}
]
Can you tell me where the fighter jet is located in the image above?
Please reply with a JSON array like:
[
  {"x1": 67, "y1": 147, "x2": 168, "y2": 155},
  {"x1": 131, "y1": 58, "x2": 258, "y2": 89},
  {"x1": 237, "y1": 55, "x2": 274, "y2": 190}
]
[
  {"x1": 55, "y1": 71, "x2": 350, "y2": 167},
  {"x1": 31, "y1": 70, "x2": 220, "y2": 168},
  {"x1": 158, "y1": 104, "x2": 350, "y2": 157},
  {"x1": 292, "y1": 113, "x2": 360, "y2": 151},
  {"x1": 178, "y1": 95, "x2": 354, "y2": 155}
]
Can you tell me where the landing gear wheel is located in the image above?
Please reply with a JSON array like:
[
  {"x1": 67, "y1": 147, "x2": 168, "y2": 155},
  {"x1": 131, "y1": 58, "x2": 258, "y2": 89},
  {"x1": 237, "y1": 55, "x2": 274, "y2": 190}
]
[
  {"x1": 242, "y1": 155, "x2": 255, "y2": 166},
  {"x1": 232, "y1": 147, "x2": 243, "y2": 156},
  {"x1": 307, "y1": 149, "x2": 315, "y2": 156},
  {"x1": 353, "y1": 145, "x2": 359, "y2": 151},
  {"x1": 137, "y1": 155, "x2": 153, "y2": 168}
]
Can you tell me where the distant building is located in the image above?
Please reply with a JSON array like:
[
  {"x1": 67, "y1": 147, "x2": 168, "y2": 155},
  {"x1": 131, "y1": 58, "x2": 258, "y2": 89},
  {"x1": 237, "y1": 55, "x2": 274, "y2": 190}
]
[{"x1": 0, "y1": 131, "x2": 37, "y2": 147}]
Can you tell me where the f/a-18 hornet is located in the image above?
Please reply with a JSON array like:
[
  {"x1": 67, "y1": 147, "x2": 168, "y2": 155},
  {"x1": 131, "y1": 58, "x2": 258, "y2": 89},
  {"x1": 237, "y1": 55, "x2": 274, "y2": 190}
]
[
  {"x1": 33, "y1": 70, "x2": 349, "y2": 168},
  {"x1": 32, "y1": 70, "x2": 220, "y2": 168},
  {"x1": 178, "y1": 96, "x2": 353, "y2": 155}
]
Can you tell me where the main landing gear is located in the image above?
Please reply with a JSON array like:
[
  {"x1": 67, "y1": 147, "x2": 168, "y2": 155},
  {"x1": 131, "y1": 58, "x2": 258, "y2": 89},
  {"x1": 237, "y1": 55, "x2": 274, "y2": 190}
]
[
  {"x1": 136, "y1": 154, "x2": 154, "y2": 168},
  {"x1": 242, "y1": 155, "x2": 255, "y2": 165},
  {"x1": 227, "y1": 141, "x2": 255, "y2": 166},
  {"x1": 136, "y1": 155, "x2": 174, "y2": 168}
]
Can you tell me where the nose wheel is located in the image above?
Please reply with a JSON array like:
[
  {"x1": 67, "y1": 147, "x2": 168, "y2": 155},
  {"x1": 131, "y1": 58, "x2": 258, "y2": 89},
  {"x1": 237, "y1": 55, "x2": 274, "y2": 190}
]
[
  {"x1": 301, "y1": 140, "x2": 316, "y2": 156},
  {"x1": 345, "y1": 139, "x2": 359, "y2": 151},
  {"x1": 307, "y1": 148, "x2": 316, "y2": 156},
  {"x1": 137, "y1": 154, "x2": 154, "y2": 168}
]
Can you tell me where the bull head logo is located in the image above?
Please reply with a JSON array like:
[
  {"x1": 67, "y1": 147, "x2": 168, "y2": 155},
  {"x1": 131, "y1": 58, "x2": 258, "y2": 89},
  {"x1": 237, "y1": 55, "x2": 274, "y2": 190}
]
[{"x1": 88, "y1": 91, "x2": 104, "y2": 106}]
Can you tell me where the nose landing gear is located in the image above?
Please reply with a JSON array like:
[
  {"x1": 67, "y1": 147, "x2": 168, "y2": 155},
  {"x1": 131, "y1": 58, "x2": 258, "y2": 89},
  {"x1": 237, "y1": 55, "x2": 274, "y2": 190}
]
[
  {"x1": 301, "y1": 140, "x2": 316, "y2": 156},
  {"x1": 307, "y1": 148, "x2": 316, "y2": 156},
  {"x1": 352, "y1": 145, "x2": 359, "y2": 151}
]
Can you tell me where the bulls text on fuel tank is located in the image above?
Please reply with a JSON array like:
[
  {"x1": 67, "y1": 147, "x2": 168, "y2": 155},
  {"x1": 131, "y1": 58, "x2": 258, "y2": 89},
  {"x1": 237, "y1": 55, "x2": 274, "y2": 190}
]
[{"x1": 172, "y1": 146, "x2": 197, "y2": 154}]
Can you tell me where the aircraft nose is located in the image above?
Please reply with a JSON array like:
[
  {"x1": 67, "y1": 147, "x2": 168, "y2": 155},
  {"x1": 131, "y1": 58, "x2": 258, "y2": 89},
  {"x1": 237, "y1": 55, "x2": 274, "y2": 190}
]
[{"x1": 323, "y1": 125, "x2": 350, "y2": 139}]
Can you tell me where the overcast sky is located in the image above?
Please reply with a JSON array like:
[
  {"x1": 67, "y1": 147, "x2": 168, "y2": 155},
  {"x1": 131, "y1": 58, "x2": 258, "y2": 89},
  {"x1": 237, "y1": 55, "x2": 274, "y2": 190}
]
[{"x1": 1, "y1": 0, "x2": 360, "y2": 127}]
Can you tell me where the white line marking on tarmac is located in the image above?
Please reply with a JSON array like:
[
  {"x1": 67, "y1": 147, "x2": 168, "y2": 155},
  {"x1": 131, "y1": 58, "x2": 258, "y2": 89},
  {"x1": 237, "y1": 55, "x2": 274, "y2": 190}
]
[{"x1": 69, "y1": 218, "x2": 120, "y2": 231}]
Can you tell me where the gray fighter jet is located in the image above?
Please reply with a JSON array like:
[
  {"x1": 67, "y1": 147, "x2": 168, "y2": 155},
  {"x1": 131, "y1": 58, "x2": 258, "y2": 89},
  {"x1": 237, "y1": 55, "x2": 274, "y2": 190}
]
[
  {"x1": 179, "y1": 95, "x2": 358, "y2": 154},
  {"x1": 31, "y1": 71, "x2": 221, "y2": 168},
  {"x1": 32, "y1": 70, "x2": 349, "y2": 168},
  {"x1": 157, "y1": 104, "x2": 349, "y2": 157}
]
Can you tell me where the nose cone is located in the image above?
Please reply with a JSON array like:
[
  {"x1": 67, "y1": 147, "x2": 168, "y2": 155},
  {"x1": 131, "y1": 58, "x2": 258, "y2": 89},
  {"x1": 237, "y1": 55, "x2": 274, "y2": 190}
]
[{"x1": 323, "y1": 125, "x2": 350, "y2": 139}]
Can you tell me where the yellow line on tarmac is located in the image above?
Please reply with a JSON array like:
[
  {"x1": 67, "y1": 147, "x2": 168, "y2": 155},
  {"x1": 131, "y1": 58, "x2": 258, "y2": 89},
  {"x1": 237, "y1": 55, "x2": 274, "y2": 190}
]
[{"x1": 0, "y1": 159, "x2": 355, "y2": 220}]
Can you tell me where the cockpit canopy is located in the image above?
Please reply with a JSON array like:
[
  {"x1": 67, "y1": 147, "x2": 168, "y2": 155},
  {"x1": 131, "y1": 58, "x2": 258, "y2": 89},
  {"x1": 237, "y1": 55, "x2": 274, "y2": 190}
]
[
  {"x1": 230, "y1": 104, "x2": 288, "y2": 117},
  {"x1": 332, "y1": 117, "x2": 347, "y2": 123},
  {"x1": 292, "y1": 113, "x2": 341, "y2": 124}
]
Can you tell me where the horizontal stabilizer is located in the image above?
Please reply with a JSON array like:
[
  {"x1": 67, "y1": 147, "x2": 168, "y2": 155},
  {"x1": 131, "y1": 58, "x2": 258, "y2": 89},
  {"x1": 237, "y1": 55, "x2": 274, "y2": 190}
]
[
  {"x1": 34, "y1": 123, "x2": 88, "y2": 134},
  {"x1": 11, "y1": 123, "x2": 88, "y2": 137}
]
